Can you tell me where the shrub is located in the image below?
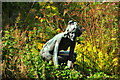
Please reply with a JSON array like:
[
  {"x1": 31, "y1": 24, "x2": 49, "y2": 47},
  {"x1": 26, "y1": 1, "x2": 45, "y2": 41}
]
[{"x1": 2, "y1": 2, "x2": 119, "y2": 79}]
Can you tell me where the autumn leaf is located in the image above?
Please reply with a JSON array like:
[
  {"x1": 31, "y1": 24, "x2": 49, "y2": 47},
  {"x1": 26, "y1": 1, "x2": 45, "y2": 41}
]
[
  {"x1": 57, "y1": 28, "x2": 61, "y2": 33},
  {"x1": 63, "y1": 9, "x2": 68, "y2": 16}
]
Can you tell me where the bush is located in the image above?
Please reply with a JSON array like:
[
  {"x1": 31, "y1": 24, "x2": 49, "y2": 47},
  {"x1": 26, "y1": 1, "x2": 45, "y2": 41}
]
[{"x1": 2, "y1": 2, "x2": 119, "y2": 79}]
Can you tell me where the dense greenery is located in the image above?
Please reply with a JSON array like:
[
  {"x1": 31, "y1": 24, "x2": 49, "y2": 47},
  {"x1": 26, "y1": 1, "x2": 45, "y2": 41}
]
[{"x1": 2, "y1": 2, "x2": 119, "y2": 79}]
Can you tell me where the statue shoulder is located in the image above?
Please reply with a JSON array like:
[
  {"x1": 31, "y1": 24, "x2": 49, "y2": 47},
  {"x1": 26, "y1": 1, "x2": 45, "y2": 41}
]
[
  {"x1": 55, "y1": 33, "x2": 64, "y2": 38},
  {"x1": 53, "y1": 33, "x2": 64, "y2": 42}
]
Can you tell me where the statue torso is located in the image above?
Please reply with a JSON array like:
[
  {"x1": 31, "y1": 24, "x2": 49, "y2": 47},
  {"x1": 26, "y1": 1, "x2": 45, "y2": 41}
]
[{"x1": 58, "y1": 37, "x2": 72, "y2": 51}]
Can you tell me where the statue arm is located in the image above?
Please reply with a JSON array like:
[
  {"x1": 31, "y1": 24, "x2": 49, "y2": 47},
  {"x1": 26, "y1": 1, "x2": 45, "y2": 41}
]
[{"x1": 53, "y1": 41, "x2": 59, "y2": 68}]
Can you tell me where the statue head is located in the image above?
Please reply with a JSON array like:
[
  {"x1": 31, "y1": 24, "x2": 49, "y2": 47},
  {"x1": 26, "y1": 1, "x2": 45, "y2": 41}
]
[{"x1": 64, "y1": 20, "x2": 82, "y2": 41}]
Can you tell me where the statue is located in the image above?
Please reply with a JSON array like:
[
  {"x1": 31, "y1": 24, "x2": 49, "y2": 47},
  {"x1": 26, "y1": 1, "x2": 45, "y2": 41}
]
[{"x1": 40, "y1": 20, "x2": 82, "y2": 68}]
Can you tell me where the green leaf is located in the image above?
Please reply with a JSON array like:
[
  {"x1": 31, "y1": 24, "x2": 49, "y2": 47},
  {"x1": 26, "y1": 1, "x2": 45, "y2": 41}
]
[
  {"x1": 51, "y1": 6, "x2": 57, "y2": 10},
  {"x1": 89, "y1": 69, "x2": 92, "y2": 72},
  {"x1": 5, "y1": 31, "x2": 9, "y2": 33},
  {"x1": 115, "y1": 19, "x2": 118, "y2": 21},
  {"x1": 46, "y1": 5, "x2": 51, "y2": 9},
  {"x1": 93, "y1": 46, "x2": 96, "y2": 52},
  {"x1": 111, "y1": 38, "x2": 116, "y2": 41}
]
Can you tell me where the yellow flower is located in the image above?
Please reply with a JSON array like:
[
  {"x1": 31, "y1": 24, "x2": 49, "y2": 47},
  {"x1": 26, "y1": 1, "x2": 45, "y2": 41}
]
[
  {"x1": 38, "y1": 17, "x2": 41, "y2": 20},
  {"x1": 52, "y1": 6, "x2": 56, "y2": 10},
  {"x1": 50, "y1": 1, "x2": 53, "y2": 4},
  {"x1": 46, "y1": 5, "x2": 51, "y2": 9},
  {"x1": 35, "y1": 16, "x2": 38, "y2": 19},
  {"x1": 112, "y1": 57, "x2": 118, "y2": 66},
  {"x1": 37, "y1": 43, "x2": 44, "y2": 50},
  {"x1": 40, "y1": 18, "x2": 46, "y2": 22},
  {"x1": 33, "y1": 27, "x2": 37, "y2": 30},
  {"x1": 112, "y1": 57, "x2": 118, "y2": 62},
  {"x1": 57, "y1": 28, "x2": 61, "y2": 33},
  {"x1": 29, "y1": 31, "x2": 32, "y2": 34}
]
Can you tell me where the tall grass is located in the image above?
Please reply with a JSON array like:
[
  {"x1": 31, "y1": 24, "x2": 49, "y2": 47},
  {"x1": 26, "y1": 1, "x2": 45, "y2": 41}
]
[{"x1": 2, "y1": 2, "x2": 119, "y2": 79}]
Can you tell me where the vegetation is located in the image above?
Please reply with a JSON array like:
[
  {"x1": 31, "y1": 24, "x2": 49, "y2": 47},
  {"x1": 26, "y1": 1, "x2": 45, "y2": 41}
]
[{"x1": 2, "y1": 2, "x2": 119, "y2": 79}]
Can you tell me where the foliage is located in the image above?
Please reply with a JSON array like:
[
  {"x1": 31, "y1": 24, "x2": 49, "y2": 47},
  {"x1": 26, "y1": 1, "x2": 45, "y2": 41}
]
[
  {"x1": 2, "y1": 2, "x2": 119, "y2": 79},
  {"x1": 74, "y1": 2, "x2": 119, "y2": 75},
  {"x1": 86, "y1": 72, "x2": 118, "y2": 79}
]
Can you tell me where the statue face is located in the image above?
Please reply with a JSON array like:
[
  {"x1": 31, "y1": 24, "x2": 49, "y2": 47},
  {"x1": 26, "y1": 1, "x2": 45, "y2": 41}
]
[{"x1": 64, "y1": 20, "x2": 82, "y2": 41}]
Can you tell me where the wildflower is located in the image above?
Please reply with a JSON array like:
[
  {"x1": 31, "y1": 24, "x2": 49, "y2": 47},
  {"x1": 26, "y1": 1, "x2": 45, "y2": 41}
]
[
  {"x1": 29, "y1": 31, "x2": 32, "y2": 34},
  {"x1": 52, "y1": 6, "x2": 56, "y2": 10},
  {"x1": 46, "y1": 5, "x2": 51, "y2": 9},
  {"x1": 38, "y1": 17, "x2": 41, "y2": 20},
  {"x1": 35, "y1": 16, "x2": 38, "y2": 19},
  {"x1": 40, "y1": 18, "x2": 46, "y2": 22},
  {"x1": 33, "y1": 27, "x2": 37, "y2": 30},
  {"x1": 37, "y1": 43, "x2": 44, "y2": 50},
  {"x1": 29, "y1": 31, "x2": 33, "y2": 35},
  {"x1": 50, "y1": 1, "x2": 53, "y2": 4},
  {"x1": 57, "y1": 28, "x2": 61, "y2": 33},
  {"x1": 112, "y1": 57, "x2": 118, "y2": 66},
  {"x1": 112, "y1": 57, "x2": 118, "y2": 62},
  {"x1": 42, "y1": 18, "x2": 45, "y2": 20},
  {"x1": 97, "y1": 8, "x2": 103, "y2": 10},
  {"x1": 111, "y1": 3, "x2": 115, "y2": 5}
]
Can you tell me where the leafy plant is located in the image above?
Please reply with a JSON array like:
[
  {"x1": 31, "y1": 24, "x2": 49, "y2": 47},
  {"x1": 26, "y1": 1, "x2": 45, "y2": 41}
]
[{"x1": 2, "y1": 2, "x2": 119, "y2": 79}]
